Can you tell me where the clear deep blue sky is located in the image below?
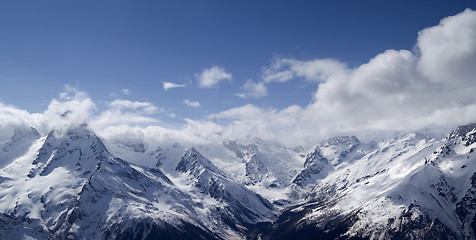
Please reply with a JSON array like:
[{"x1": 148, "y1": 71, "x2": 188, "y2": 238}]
[{"x1": 1, "y1": 0, "x2": 475, "y2": 123}]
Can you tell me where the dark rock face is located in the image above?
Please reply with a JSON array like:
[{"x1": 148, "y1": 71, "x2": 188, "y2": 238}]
[
  {"x1": 449, "y1": 123, "x2": 476, "y2": 140},
  {"x1": 254, "y1": 203, "x2": 460, "y2": 240},
  {"x1": 104, "y1": 219, "x2": 221, "y2": 240},
  {"x1": 456, "y1": 172, "x2": 476, "y2": 239},
  {"x1": 292, "y1": 147, "x2": 331, "y2": 186},
  {"x1": 253, "y1": 203, "x2": 363, "y2": 240},
  {"x1": 0, "y1": 213, "x2": 49, "y2": 240},
  {"x1": 384, "y1": 204, "x2": 460, "y2": 240}
]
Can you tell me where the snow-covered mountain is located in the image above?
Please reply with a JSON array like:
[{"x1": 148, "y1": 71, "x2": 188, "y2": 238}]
[
  {"x1": 260, "y1": 124, "x2": 476, "y2": 239},
  {"x1": 0, "y1": 127, "x2": 40, "y2": 169},
  {"x1": 0, "y1": 125, "x2": 274, "y2": 239},
  {"x1": 175, "y1": 148, "x2": 276, "y2": 227},
  {"x1": 1, "y1": 122, "x2": 476, "y2": 239}
]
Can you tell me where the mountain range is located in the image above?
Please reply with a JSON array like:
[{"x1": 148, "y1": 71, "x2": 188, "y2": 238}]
[{"x1": 1, "y1": 122, "x2": 475, "y2": 239}]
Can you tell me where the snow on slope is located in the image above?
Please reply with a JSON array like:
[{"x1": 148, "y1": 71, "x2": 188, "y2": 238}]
[
  {"x1": 0, "y1": 125, "x2": 217, "y2": 239},
  {"x1": 2, "y1": 121, "x2": 476, "y2": 239},
  {"x1": 0, "y1": 127, "x2": 40, "y2": 169},
  {"x1": 106, "y1": 136, "x2": 304, "y2": 205},
  {"x1": 222, "y1": 138, "x2": 304, "y2": 204},
  {"x1": 0, "y1": 125, "x2": 115, "y2": 230},
  {"x1": 175, "y1": 147, "x2": 276, "y2": 225},
  {"x1": 0, "y1": 124, "x2": 280, "y2": 239},
  {"x1": 263, "y1": 124, "x2": 476, "y2": 239}
]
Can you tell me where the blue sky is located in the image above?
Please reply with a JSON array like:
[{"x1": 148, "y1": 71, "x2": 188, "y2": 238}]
[{"x1": 1, "y1": 1, "x2": 476, "y2": 146}]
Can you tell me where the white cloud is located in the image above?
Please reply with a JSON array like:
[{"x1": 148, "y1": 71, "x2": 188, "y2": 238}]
[
  {"x1": 190, "y1": 9, "x2": 476, "y2": 147},
  {"x1": 162, "y1": 81, "x2": 186, "y2": 90},
  {"x1": 90, "y1": 99, "x2": 161, "y2": 130},
  {"x1": 1, "y1": 10, "x2": 475, "y2": 150},
  {"x1": 166, "y1": 112, "x2": 177, "y2": 118},
  {"x1": 417, "y1": 8, "x2": 476, "y2": 86},
  {"x1": 195, "y1": 66, "x2": 232, "y2": 88},
  {"x1": 262, "y1": 58, "x2": 347, "y2": 83},
  {"x1": 183, "y1": 99, "x2": 200, "y2": 108},
  {"x1": 91, "y1": 110, "x2": 158, "y2": 130},
  {"x1": 305, "y1": 9, "x2": 476, "y2": 134},
  {"x1": 121, "y1": 89, "x2": 131, "y2": 95},
  {"x1": 201, "y1": 104, "x2": 311, "y2": 146},
  {"x1": 0, "y1": 102, "x2": 36, "y2": 141},
  {"x1": 236, "y1": 80, "x2": 267, "y2": 99},
  {"x1": 33, "y1": 86, "x2": 96, "y2": 136},
  {"x1": 108, "y1": 99, "x2": 158, "y2": 114}
]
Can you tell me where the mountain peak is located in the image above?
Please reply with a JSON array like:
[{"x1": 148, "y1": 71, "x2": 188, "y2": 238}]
[
  {"x1": 30, "y1": 124, "x2": 109, "y2": 178},
  {"x1": 449, "y1": 123, "x2": 476, "y2": 136},
  {"x1": 2, "y1": 126, "x2": 40, "y2": 152},
  {"x1": 11, "y1": 127, "x2": 40, "y2": 142},
  {"x1": 175, "y1": 147, "x2": 218, "y2": 173},
  {"x1": 292, "y1": 146, "x2": 331, "y2": 187},
  {"x1": 304, "y1": 146, "x2": 328, "y2": 167},
  {"x1": 319, "y1": 135, "x2": 360, "y2": 148},
  {"x1": 0, "y1": 126, "x2": 42, "y2": 168}
]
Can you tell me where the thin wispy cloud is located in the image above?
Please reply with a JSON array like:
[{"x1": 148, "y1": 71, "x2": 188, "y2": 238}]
[
  {"x1": 196, "y1": 66, "x2": 232, "y2": 88},
  {"x1": 183, "y1": 99, "x2": 200, "y2": 108},
  {"x1": 121, "y1": 89, "x2": 131, "y2": 95},
  {"x1": 108, "y1": 99, "x2": 158, "y2": 114},
  {"x1": 162, "y1": 81, "x2": 186, "y2": 91},
  {"x1": 262, "y1": 58, "x2": 348, "y2": 83}
]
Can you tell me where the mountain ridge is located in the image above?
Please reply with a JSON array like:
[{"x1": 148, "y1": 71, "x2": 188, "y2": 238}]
[{"x1": 0, "y1": 123, "x2": 475, "y2": 239}]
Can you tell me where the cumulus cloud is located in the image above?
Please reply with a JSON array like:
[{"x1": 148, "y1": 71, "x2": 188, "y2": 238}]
[
  {"x1": 183, "y1": 99, "x2": 200, "y2": 108},
  {"x1": 162, "y1": 81, "x2": 186, "y2": 90},
  {"x1": 0, "y1": 86, "x2": 167, "y2": 144},
  {"x1": 196, "y1": 66, "x2": 232, "y2": 88},
  {"x1": 236, "y1": 80, "x2": 267, "y2": 99},
  {"x1": 30, "y1": 86, "x2": 97, "y2": 136},
  {"x1": 304, "y1": 9, "x2": 476, "y2": 134},
  {"x1": 417, "y1": 9, "x2": 476, "y2": 86},
  {"x1": 0, "y1": 103, "x2": 36, "y2": 141},
  {"x1": 1, "y1": 10, "x2": 475, "y2": 149},
  {"x1": 190, "y1": 9, "x2": 476, "y2": 147}
]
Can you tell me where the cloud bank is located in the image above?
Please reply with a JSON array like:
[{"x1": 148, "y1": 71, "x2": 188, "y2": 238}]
[
  {"x1": 194, "y1": 9, "x2": 476, "y2": 146},
  {"x1": 1, "y1": 10, "x2": 475, "y2": 148}
]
